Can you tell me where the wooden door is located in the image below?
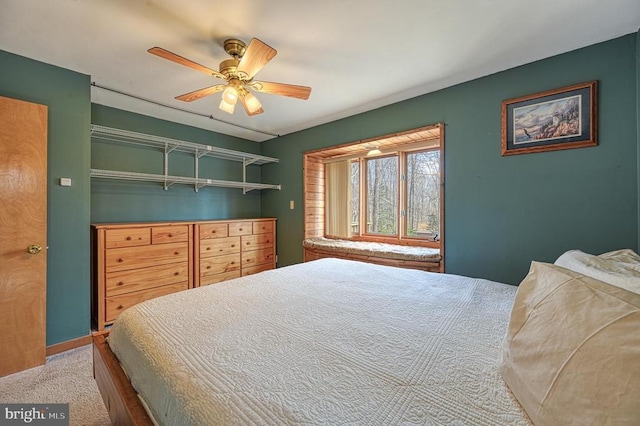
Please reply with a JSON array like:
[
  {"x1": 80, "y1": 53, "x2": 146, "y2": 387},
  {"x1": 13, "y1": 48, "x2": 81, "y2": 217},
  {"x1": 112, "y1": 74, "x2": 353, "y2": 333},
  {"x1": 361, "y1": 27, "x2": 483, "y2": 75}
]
[{"x1": 0, "y1": 96, "x2": 48, "y2": 377}]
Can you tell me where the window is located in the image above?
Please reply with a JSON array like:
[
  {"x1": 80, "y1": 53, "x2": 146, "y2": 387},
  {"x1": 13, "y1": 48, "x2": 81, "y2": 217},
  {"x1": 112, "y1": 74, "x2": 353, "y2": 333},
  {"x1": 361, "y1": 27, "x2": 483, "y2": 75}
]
[
  {"x1": 406, "y1": 150, "x2": 440, "y2": 239},
  {"x1": 350, "y1": 149, "x2": 440, "y2": 240},
  {"x1": 365, "y1": 155, "x2": 398, "y2": 235},
  {"x1": 350, "y1": 161, "x2": 360, "y2": 234},
  {"x1": 303, "y1": 123, "x2": 443, "y2": 248}
]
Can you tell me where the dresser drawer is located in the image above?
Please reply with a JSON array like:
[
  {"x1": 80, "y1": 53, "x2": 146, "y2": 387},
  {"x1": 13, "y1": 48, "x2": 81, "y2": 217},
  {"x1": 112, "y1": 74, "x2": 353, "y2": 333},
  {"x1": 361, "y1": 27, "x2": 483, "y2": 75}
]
[
  {"x1": 106, "y1": 262, "x2": 189, "y2": 297},
  {"x1": 242, "y1": 263, "x2": 273, "y2": 277},
  {"x1": 200, "y1": 270, "x2": 241, "y2": 286},
  {"x1": 105, "y1": 282, "x2": 188, "y2": 322},
  {"x1": 242, "y1": 234, "x2": 274, "y2": 251},
  {"x1": 152, "y1": 225, "x2": 189, "y2": 244},
  {"x1": 242, "y1": 247, "x2": 274, "y2": 268},
  {"x1": 200, "y1": 253, "x2": 240, "y2": 277},
  {"x1": 229, "y1": 222, "x2": 252, "y2": 236},
  {"x1": 200, "y1": 236, "x2": 240, "y2": 258},
  {"x1": 200, "y1": 223, "x2": 228, "y2": 239},
  {"x1": 105, "y1": 227, "x2": 150, "y2": 249},
  {"x1": 106, "y1": 242, "x2": 188, "y2": 272},
  {"x1": 252, "y1": 221, "x2": 274, "y2": 234}
]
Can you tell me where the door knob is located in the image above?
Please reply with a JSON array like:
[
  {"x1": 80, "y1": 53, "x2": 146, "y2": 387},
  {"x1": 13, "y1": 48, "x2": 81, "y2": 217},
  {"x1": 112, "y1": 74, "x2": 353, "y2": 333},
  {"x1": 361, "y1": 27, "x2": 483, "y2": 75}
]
[{"x1": 27, "y1": 244, "x2": 42, "y2": 254}]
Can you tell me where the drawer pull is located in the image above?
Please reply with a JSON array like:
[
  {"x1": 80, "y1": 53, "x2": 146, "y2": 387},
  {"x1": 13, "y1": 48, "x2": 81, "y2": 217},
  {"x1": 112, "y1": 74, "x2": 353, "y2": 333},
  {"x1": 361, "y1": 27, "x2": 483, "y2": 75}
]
[
  {"x1": 211, "y1": 230, "x2": 217, "y2": 234},
  {"x1": 230, "y1": 261, "x2": 235, "y2": 265},
  {"x1": 118, "y1": 258, "x2": 124, "y2": 263},
  {"x1": 174, "y1": 272, "x2": 179, "y2": 276},
  {"x1": 206, "y1": 247, "x2": 211, "y2": 251},
  {"x1": 126, "y1": 236, "x2": 132, "y2": 241},
  {"x1": 117, "y1": 305, "x2": 124, "y2": 310},
  {"x1": 206, "y1": 266, "x2": 211, "y2": 269},
  {"x1": 174, "y1": 251, "x2": 180, "y2": 255},
  {"x1": 168, "y1": 233, "x2": 173, "y2": 237},
  {"x1": 231, "y1": 244, "x2": 235, "y2": 247},
  {"x1": 117, "y1": 281, "x2": 124, "y2": 286}
]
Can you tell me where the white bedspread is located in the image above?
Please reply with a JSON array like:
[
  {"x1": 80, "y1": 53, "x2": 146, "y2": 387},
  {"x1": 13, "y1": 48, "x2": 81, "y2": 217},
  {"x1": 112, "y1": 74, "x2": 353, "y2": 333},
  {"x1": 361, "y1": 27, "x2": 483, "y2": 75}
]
[{"x1": 108, "y1": 258, "x2": 530, "y2": 425}]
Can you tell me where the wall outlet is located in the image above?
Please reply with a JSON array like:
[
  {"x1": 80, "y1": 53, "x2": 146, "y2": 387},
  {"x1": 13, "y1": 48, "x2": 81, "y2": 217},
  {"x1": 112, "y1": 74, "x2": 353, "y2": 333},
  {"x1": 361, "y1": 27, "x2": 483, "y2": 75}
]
[
  {"x1": 59, "y1": 177, "x2": 72, "y2": 186},
  {"x1": 289, "y1": 200, "x2": 295, "y2": 210}
]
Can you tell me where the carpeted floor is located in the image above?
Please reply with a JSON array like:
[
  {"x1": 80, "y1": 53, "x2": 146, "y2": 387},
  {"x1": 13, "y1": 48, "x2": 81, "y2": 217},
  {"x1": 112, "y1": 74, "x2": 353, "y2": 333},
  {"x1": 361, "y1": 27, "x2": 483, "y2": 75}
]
[{"x1": 0, "y1": 345, "x2": 112, "y2": 425}]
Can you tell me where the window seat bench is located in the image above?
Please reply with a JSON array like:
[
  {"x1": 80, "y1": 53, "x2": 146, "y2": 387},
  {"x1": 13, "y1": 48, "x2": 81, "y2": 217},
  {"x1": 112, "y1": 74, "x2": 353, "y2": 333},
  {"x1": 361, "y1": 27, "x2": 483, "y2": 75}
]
[{"x1": 303, "y1": 237, "x2": 443, "y2": 273}]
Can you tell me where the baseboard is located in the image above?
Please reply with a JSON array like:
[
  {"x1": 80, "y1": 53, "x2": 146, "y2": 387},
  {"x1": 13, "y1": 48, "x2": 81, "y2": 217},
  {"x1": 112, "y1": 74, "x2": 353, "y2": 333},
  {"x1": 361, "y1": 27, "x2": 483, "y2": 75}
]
[{"x1": 46, "y1": 334, "x2": 93, "y2": 356}]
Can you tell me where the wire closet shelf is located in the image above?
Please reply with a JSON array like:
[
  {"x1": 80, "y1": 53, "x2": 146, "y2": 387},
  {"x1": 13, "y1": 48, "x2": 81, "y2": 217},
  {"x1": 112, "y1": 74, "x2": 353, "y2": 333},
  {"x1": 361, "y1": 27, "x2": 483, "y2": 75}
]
[{"x1": 89, "y1": 125, "x2": 281, "y2": 193}]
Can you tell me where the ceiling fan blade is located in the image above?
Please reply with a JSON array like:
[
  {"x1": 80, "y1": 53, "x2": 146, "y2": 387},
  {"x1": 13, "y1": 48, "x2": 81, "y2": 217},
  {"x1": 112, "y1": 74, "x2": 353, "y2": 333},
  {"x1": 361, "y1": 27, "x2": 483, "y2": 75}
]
[
  {"x1": 239, "y1": 92, "x2": 264, "y2": 116},
  {"x1": 175, "y1": 85, "x2": 226, "y2": 102},
  {"x1": 250, "y1": 81, "x2": 312, "y2": 100},
  {"x1": 236, "y1": 38, "x2": 277, "y2": 80},
  {"x1": 148, "y1": 47, "x2": 226, "y2": 80}
]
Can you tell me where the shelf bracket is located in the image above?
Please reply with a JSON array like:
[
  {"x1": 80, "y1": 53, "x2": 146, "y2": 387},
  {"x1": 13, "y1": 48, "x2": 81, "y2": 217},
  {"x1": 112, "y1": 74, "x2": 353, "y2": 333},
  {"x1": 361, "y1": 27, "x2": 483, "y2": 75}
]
[
  {"x1": 165, "y1": 143, "x2": 179, "y2": 154},
  {"x1": 163, "y1": 143, "x2": 171, "y2": 190},
  {"x1": 242, "y1": 158, "x2": 259, "y2": 195},
  {"x1": 194, "y1": 149, "x2": 199, "y2": 193}
]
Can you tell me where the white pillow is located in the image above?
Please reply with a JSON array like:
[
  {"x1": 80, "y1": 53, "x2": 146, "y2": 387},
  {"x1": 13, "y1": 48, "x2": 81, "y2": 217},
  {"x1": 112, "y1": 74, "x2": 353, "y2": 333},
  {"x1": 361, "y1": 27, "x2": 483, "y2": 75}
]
[
  {"x1": 554, "y1": 249, "x2": 640, "y2": 294},
  {"x1": 500, "y1": 261, "x2": 640, "y2": 425}
]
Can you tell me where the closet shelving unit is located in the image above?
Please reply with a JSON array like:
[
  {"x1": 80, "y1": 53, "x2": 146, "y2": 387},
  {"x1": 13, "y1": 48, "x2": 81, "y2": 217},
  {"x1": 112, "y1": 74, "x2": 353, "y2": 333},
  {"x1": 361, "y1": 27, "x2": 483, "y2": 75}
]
[{"x1": 90, "y1": 125, "x2": 281, "y2": 193}]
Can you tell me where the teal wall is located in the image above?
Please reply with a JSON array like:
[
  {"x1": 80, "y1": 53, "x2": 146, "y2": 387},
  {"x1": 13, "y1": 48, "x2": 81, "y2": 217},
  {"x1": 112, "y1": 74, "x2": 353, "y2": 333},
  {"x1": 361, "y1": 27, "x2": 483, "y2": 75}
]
[
  {"x1": 261, "y1": 34, "x2": 639, "y2": 285},
  {"x1": 0, "y1": 50, "x2": 92, "y2": 345},
  {"x1": 91, "y1": 105, "x2": 264, "y2": 223}
]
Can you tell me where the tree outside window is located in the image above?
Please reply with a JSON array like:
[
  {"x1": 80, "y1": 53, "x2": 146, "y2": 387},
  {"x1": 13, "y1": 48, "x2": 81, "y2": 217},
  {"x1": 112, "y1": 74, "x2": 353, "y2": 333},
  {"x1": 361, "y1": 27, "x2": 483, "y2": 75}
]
[
  {"x1": 406, "y1": 150, "x2": 440, "y2": 239},
  {"x1": 366, "y1": 155, "x2": 398, "y2": 235}
]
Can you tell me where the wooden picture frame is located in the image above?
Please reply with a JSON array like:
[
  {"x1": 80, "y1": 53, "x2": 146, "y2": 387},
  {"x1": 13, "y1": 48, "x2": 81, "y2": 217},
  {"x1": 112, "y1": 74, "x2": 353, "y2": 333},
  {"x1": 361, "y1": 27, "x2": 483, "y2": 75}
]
[{"x1": 501, "y1": 81, "x2": 597, "y2": 156}]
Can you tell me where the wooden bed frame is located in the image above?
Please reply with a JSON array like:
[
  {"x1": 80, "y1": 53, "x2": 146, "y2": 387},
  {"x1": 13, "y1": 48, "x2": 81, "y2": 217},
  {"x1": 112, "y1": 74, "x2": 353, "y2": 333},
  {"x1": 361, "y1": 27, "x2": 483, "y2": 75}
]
[{"x1": 92, "y1": 331, "x2": 153, "y2": 425}]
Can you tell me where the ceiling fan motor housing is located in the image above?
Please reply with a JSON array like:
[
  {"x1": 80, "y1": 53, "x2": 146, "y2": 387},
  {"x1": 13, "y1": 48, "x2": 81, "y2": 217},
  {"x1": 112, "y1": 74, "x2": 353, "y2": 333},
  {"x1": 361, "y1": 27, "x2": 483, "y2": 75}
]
[
  {"x1": 223, "y1": 39, "x2": 247, "y2": 59},
  {"x1": 219, "y1": 59, "x2": 240, "y2": 78}
]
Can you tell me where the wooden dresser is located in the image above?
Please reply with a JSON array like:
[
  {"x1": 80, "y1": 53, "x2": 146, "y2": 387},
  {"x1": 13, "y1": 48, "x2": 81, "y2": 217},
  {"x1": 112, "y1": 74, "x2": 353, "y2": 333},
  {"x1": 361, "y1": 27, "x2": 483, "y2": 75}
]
[
  {"x1": 195, "y1": 218, "x2": 276, "y2": 286},
  {"x1": 92, "y1": 218, "x2": 276, "y2": 330},
  {"x1": 92, "y1": 222, "x2": 193, "y2": 330}
]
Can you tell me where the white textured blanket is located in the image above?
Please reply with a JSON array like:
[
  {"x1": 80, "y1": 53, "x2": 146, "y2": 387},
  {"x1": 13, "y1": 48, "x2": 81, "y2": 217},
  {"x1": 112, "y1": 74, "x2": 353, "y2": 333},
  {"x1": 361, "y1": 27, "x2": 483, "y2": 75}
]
[{"x1": 108, "y1": 258, "x2": 530, "y2": 425}]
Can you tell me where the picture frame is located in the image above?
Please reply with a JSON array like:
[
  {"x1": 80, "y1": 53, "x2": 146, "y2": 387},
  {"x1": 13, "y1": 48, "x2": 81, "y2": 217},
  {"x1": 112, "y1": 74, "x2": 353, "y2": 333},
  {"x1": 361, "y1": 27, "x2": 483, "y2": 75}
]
[{"x1": 501, "y1": 81, "x2": 597, "y2": 156}]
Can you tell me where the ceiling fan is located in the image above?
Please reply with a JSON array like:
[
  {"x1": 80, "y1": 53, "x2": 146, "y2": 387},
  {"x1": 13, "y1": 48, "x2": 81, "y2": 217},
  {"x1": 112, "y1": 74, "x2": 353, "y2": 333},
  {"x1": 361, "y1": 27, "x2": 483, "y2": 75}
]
[{"x1": 148, "y1": 38, "x2": 311, "y2": 116}]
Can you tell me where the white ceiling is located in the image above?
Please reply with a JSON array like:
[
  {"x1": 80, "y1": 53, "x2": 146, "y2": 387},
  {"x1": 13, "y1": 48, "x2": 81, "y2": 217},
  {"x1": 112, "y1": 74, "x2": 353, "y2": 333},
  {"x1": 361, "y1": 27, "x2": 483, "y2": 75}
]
[{"x1": 1, "y1": 0, "x2": 639, "y2": 142}]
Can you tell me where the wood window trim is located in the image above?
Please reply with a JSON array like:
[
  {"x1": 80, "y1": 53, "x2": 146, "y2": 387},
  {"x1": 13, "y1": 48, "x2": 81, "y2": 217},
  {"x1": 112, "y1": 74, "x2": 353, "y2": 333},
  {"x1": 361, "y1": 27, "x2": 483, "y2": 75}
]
[
  {"x1": 303, "y1": 123, "x2": 444, "y2": 253},
  {"x1": 361, "y1": 153, "x2": 400, "y2": 238},
  {"x1": 401, "y1": 147, "x2": 443, "y2": 244}
]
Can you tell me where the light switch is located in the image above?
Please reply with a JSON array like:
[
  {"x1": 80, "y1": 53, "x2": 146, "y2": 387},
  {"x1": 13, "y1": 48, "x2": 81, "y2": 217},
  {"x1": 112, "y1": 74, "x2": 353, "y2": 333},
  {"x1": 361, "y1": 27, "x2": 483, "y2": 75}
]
[
  {"x1": 290, "y1": 200, "x2": 295, "y2": 210},
  {"x1": 59, "y1": 177, "x2": 72, "y2": 187}
]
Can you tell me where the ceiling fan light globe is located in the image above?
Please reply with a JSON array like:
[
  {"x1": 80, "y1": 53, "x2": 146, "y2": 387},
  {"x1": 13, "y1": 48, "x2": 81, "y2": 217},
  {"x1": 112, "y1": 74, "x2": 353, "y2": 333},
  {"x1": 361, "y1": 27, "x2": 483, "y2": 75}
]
[
  {"x1": 243, "y1": 92, "x2": 262, "y2": 114},
  {"x1": 219, "y1": 99, "x2": 236, "y2": 114},
  {"x1": 222, "y1": 86, "x2": 238, "y2": 104}
]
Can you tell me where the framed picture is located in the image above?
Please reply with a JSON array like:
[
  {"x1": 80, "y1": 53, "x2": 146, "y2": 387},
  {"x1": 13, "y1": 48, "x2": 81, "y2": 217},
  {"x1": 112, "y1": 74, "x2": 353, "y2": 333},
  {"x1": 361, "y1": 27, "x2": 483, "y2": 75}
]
[{"x1": 501, "y1": 81, "x2": 597, "y2": 156}]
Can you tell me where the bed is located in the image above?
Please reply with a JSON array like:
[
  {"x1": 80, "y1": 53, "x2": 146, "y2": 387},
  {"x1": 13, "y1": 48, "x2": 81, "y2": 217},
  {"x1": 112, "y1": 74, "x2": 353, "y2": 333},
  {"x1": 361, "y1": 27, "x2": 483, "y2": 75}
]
[{"x1": 93, "y1": 254, "x2": 640, "y2": 425}]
